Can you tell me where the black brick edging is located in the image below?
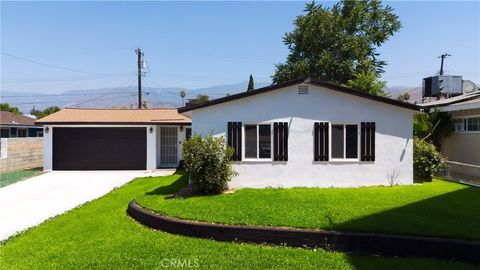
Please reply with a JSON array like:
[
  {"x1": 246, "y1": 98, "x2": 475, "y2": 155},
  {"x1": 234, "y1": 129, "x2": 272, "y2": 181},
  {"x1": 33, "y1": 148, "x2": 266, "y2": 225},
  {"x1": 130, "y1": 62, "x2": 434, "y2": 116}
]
[{"x1": 127, "y1": 200, "x2": 480, "y2": 264}]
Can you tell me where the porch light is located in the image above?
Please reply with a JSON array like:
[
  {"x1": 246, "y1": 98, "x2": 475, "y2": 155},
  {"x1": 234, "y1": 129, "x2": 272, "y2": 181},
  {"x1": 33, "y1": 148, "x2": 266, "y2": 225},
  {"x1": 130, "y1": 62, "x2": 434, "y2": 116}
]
[
  {"x1": 45, "y1": 127, "x2": 49, "y2": 133},
  {"x1": 180, "y1": 125, "x2": 184, "y2": 132},
  {"x1": 149, "y1": 127, "x2": 153, "y2": 133}
]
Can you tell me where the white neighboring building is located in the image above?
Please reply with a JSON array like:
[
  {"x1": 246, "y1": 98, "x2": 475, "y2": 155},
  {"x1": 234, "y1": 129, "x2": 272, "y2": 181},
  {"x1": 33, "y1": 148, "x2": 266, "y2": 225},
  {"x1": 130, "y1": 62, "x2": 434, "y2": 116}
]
[{"x1": 179, "y1": 78, "x2": 420, "y2": 188}]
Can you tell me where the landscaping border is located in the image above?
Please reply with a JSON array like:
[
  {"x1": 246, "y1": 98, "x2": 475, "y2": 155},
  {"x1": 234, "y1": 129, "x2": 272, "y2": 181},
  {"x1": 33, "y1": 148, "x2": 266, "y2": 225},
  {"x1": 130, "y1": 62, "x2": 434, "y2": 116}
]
[{"x1": 127, "y1": 200, "x2": 480, "y2": 264}]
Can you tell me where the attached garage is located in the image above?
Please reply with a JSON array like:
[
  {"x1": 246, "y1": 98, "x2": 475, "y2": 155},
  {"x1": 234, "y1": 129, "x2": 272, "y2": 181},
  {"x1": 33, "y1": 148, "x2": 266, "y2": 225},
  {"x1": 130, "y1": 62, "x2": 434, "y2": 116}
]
[
  {"x1": 36, "y1": 108, "x2": 191, "y2": 171},
  {"x1": 53, "y1": 127, "x2": 146, "y2": 170}
]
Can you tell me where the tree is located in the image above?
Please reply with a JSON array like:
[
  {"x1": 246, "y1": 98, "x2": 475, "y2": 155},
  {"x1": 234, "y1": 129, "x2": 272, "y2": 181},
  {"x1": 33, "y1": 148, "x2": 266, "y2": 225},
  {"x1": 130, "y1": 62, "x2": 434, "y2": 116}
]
[
  {"x1": 192, "y1": 94, "x2": 209, "y2": 104},
  {"x1": 30, "y1": 106, "x2": 61, "y2": 119},
  {"x1": 272, "y1": 0, "x2": 401, "y2": 94},
  {"x1": 397, "y1": 92, "x2": 410, "y2": 102},
  {"x1": 179, "y1": 90, "x2": 187, "y2": 106},
  {"x1": 346, "y1": 70, "x2": 387, "y2": 96},
  {"x1": 247, "y1": 75, "x2": 254, "y2": 91},
  {"x1": 0, "y1": 103, "x2": 22, "y2": 114},
  {"x1": 413, "y1": 108, "x2": 454, "y2": 149}
]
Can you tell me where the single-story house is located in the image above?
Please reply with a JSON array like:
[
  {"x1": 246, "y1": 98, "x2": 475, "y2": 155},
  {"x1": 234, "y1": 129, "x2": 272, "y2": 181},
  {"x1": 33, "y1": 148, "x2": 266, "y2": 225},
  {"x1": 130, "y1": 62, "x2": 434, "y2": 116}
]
[
  {"x1": 420, "y1": 91, "x2": 480, "y2": 178},
  {"x1": 179, "y1": 78, "x2": 421, "y2": 188},
  {"x1": 36, "y1": 108, "x2": 191, "y2": 171},
  {"x1": 0, "y1": 111, "x2": 43, "y2": 138}
]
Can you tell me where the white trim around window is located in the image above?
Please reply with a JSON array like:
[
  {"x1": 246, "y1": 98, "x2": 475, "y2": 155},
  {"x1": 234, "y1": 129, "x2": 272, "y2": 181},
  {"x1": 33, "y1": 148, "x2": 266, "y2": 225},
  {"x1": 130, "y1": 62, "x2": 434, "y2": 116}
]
[
  {"x1": 329, "y1": 123, "x2": 360, "y2": 162},
  {"x1": 453, "y1": 115, "x2": 480, "y2": 133},
  {"x1": 242, "y1": 123, "x2": 273, "y2": 161}
]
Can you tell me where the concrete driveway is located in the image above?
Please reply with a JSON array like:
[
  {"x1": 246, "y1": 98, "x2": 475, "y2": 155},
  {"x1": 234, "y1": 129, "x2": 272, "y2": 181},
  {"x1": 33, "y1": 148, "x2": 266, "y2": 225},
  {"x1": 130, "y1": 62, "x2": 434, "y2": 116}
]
[{"x1": 0, "y1": 170, "x2": 174, "y2": 241}]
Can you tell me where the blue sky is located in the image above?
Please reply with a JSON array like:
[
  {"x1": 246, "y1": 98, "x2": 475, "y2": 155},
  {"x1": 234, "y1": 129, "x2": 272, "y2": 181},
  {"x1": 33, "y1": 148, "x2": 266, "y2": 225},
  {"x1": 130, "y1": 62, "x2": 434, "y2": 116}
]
[{"x1": 1, "y1": 1, "x2": 479, "y2": 94}]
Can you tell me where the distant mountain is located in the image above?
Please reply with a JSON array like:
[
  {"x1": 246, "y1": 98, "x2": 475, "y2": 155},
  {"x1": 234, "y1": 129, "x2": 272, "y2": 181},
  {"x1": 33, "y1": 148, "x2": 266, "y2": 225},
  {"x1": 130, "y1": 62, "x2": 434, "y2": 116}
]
[
  {"x1": 3, "y1": 82, "x2": 426, "y2": 114},
  {"x1": 385, "y1": 85, "x2": 422, "y2": 103},
  {"x1": 1, "y1": 81, "x2": 271, "y2": 113}
]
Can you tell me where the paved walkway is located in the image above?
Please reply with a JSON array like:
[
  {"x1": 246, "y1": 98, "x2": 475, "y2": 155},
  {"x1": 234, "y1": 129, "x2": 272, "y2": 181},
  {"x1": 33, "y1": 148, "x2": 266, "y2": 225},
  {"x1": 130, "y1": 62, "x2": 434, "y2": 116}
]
[{"x1": 0, "y1": 170, "x2": 174, "y2": 241}]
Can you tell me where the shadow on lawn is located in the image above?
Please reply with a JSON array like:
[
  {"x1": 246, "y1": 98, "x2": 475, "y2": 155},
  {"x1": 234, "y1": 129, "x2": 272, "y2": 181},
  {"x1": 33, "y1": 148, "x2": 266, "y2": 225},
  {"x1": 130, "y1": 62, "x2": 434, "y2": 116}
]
[
  {"x1": 142, "y1": 175, "x2": 479, "y2": 267},
  {"x1": 145, "y1": 171, "x2": 189, "y2": 196},
  {"x1": 333, "y1": 186, "x2": 480, "y2": 241}
]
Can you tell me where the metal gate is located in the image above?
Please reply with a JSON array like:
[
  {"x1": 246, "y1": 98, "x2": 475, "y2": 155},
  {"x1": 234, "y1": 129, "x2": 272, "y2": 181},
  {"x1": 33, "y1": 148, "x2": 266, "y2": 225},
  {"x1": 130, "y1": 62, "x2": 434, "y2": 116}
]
[{"x1": 159, "y1": 127, "x2": 178, "y2": 167}]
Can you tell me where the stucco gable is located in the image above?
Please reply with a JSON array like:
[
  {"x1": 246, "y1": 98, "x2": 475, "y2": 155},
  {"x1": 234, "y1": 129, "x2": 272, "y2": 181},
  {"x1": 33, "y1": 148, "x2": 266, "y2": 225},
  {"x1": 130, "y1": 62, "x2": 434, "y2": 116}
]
[{"x1": 178, "y1": 78, "x2": 420, "y2": 114}]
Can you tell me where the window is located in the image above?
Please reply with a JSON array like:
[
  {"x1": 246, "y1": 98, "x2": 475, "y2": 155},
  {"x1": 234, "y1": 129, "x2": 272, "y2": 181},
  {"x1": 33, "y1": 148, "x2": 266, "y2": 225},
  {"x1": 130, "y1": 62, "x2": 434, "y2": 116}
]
[
  {"x1": 37, "y1": 130, "x2": 44, "y2": 137},
  {"x1": 331, "y1": 124, "x2": 358, "y2": 160},
  {"x1": 17, "y1": 128, "x2": 27, "y2": 137},
  {"x1": 0, "y1": 128, "x2": 10, "y2": 138},
  {"x1": 454, "y1": 116, "x2": 480, "y2": 132},
  {"x1": 345, "y1": 125, "x2": 358, "y2": 158},
  {"x1": 244, "y1": 124, "x2": 271, "y2": 159},
  {"x1": 331, "y1": 125, "x2": 344, "y2": 158},
  {"x1": 467, "y1": 117, "x2": 480, "y2": 131},
  {"x1": 245, "y1": 125, "x2": 257, "y2": 158},
  {"x1": 259, "y1": 125, "x2": 271, "y2": 158},
  {"x1": 453, "y1": 118, "x2": 466, "y2": 132}
]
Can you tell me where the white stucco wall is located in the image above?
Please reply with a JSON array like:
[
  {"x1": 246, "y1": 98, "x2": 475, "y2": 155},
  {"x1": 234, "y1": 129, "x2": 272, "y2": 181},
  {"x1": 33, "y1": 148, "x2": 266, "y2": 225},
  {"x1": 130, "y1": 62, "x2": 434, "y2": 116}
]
[
  {"x1": 43, "y1": 125, "x2": 53, "y2": 171},
  {"x1": 190, "y1": 84, "x2": 416, "y2": 188},
  {"x1": 146, "y1": 125, "x2": 157, "y2": 170}
]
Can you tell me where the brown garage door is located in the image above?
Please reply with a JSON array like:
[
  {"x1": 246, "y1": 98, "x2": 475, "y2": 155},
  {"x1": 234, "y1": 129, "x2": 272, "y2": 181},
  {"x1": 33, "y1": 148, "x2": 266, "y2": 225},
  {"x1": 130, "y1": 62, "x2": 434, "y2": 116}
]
[{"x1": 53, "y1": 127, "x2": 146, "y2": 170}]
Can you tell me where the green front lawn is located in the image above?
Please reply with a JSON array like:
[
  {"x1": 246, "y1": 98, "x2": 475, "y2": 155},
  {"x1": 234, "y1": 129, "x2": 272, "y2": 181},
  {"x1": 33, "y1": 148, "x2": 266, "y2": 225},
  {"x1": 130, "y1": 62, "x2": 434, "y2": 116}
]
[
  {"x1": 0, "y1": 172, "x2": 474, "y2": 269},
  {"x1": 138, "y1": 177, "x2": 480, "y2": 241},
  {"x1": 0, "y1": 169, "x2": 43, "y2": 188}
]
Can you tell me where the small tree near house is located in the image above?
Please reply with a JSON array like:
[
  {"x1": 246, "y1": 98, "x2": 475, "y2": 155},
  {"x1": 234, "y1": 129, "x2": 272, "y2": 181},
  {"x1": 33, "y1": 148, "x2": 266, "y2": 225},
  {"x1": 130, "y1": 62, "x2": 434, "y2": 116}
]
[
  {"x1": 1, "y1": 103, "x2": 22, "y2": 115},
  {"x1": 182, "y1": 133, "x2": 237, "y2": 195},
  {"x1": 30, "y1": 106, "x2": 60, "y2": 119},
  {"x1": 247, "y1": 75, "x2": 254, "y2": 91}
]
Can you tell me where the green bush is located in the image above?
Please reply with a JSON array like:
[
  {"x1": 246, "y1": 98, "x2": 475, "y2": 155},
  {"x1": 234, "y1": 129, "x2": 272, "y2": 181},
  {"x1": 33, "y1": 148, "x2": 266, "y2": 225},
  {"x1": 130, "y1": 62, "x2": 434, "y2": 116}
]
[
  {"x1": 182, "y1": 133, "x2": 237, "y2": 195},
  {"x1": 413, "y1": 138, "x2": 446, "y2": 182}
]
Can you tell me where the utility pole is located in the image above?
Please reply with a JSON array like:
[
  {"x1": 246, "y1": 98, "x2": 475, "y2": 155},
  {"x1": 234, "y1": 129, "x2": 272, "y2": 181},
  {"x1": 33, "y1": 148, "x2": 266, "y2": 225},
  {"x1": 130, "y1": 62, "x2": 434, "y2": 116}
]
[
  {"x1": 136, "y1": 48, "x2": 143, "y2": 109},
  {"x1": 438, "y1": 53, "x2": 451, "y2": 76}
]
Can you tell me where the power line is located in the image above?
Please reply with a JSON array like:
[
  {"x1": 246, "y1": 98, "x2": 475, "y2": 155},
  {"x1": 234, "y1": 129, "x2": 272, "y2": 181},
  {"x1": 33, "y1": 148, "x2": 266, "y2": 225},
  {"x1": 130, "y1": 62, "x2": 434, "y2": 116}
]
[
  {"x1": 1, "y1": 73, "x2": 135, "y2": 83},
  {"x1": 1, "y1": 90, "x2": 132, "y2": 98},
  {"x1": 144, "y1": 77, "x2": 179, "y2": 95},
  {"x1": 72, "y1": 75, "x2": 137, "y2": 107},
  {"x1": 1, "y1": 52, "x2": 113, "y2": 75},
  {"x1": 12, "y1": 93, "x2": 138, "y2": 105}
]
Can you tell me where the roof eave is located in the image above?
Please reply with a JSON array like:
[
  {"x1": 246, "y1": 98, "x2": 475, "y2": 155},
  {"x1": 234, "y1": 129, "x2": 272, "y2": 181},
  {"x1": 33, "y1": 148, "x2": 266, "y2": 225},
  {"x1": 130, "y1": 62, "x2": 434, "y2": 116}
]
[{"x1": 35, "y1": 121, "x2": 191, "y2": 125}]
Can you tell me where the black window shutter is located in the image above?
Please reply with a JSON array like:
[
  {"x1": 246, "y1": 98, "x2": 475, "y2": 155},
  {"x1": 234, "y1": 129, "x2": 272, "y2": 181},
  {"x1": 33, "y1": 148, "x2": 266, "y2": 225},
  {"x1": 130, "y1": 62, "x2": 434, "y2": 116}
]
[
  {"x1": 361, "y1": 122, "x2": 375, "y2": 161},
  {"x1": 227, "y1": 122, "x2": 242, "y2": 161},
  {"x1": 273, "y1": 122, "x2": 288, "y2": 161},
  {"x1": 314, "y1": 122, "x2": 329, "y2": 161}
]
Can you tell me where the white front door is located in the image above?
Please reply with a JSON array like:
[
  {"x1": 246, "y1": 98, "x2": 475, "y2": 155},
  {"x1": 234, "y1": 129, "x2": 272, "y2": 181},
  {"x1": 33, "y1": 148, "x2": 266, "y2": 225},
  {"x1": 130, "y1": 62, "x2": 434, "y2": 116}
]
[{"x1": 159, "y1": 127, "x2": 178, "y2": 167}]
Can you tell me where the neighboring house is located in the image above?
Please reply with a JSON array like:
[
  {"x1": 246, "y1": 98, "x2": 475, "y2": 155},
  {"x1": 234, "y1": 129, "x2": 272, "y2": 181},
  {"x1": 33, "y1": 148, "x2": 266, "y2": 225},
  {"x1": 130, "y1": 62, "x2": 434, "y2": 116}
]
[
  {"x1": 36, "y1": 108, "x2": 191, "y2": 171},
  {"x1": 420, "y1": 91, "x2": 480, "y2": 178},
  {"x1": 0, "y1": 111, "x2": 43, "y2": 138},
  {"x1": 179, "y1": 78, "x2": 420, "y2": 188}
]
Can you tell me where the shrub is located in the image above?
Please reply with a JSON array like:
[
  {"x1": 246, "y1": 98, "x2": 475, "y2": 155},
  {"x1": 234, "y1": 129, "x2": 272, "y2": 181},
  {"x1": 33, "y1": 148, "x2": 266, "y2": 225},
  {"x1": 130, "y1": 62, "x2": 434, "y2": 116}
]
[
  {"x1": 413, "y1": 138, "x2": 446, "y2": 182},
  {"x1": 182, "y1": 133, "x2": 237, "y2": 195}
]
